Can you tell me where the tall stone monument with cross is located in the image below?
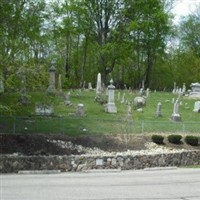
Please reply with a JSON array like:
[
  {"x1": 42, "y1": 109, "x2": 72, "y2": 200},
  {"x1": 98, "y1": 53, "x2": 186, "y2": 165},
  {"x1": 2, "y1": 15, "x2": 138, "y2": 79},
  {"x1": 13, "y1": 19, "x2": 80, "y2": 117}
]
[
  {"x1": 105, "y1": 79, "x2": 117, "y2": 113},
  {"x1": 46, "y1": 61, "x2": 56, "y2": 94}
]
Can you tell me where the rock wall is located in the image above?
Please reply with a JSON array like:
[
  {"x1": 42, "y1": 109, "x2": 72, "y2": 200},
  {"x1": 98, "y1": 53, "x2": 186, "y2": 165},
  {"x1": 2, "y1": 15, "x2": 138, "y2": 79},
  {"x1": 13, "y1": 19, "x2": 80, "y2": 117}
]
[{"x1": 1, "y1": 151, "x2": 200, "y2": 173}]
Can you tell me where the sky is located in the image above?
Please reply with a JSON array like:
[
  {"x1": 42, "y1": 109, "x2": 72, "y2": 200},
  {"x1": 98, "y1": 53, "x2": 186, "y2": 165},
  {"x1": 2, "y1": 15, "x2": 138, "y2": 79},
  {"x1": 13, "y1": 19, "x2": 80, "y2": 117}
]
[{"x1": 172, "y1": 0, "x2": 200, "y2": 23}]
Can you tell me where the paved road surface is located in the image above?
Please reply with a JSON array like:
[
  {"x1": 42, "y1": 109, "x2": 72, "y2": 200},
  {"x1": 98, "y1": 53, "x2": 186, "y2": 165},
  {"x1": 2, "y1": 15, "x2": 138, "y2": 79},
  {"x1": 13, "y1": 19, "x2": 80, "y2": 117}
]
[{"x1": 1, "y1": 168, "x2": 200, "y2": 200}]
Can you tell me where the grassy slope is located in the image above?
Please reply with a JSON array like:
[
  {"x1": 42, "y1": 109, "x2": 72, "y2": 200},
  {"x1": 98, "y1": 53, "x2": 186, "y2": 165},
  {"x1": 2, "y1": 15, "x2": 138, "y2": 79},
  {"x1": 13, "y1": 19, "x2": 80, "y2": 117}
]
[{"x1": 0, "y1": 90, "x2": 200, "y2": 135}]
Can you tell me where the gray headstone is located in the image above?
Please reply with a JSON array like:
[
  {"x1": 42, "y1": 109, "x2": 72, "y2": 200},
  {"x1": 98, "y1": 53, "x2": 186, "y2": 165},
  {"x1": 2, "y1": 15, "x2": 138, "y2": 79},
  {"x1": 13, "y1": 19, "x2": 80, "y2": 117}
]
[
  {"x1": 46, "y1": 62, "x2": 56, "y2": 94},
  {"x1": 171, "y1": 99, "x2": 181, "y2": 121},
  {"x1": 76, "y1": 103, "x2": 85, "y2": 116},
  {"x1": 105, "y1": 79, "x2": 117, "y2": 113},
  {"x1": 156, "y1": 102, "x2": 162, "y2": 117}
]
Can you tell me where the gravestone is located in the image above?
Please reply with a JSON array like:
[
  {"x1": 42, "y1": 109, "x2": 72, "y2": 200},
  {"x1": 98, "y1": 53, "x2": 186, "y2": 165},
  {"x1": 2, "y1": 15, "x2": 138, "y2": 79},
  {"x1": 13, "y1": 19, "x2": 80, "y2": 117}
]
[
  {"x1": 46, "y1": 62, "x2": 56, "y2": 94},
  {"x1": 133, "y1": 96, "x2": 146, "y2": 108},
  {"x1": 65, "y1": 92, "x2": 72, "y2": 106},
  {"x1": 189, "y1": 82, "x2": 200, "y2": 98},
  {"x1": 121, "y1": 93, "x2": 125, "y2": 103},
  {"x1": 171, "y1": 99, "x2": 181, "y2": 121},
  {"x1": 139, "y1": 88, "x2": 144, "y2": 96},
  {"x1": 88, "y1": 82, "x2": 93, "y2": 91},
  {"x1": 76, "y1": 104, "x2": 85, "y2": 116},
  {"x1": 35, "y1": 104, "x2": 54, "y2": 115},
  {"x1": 57, "y1": 74, "x2": 63, "y2": 95},
  {"x1": 96, "y1": 73, "x2": 102, "y2": 96},
  {"x1": 172, "y1": 82, "x2": 176, "y2": 94},
  {"x1": 182, "y1": 83, "x2": 186, "y2": 95},
  {"x1": 146, "y1": 88, "x2": 150, "y2": 97},
  {"x1": 193, "y1": 101, "x2": 200, "y2": 112},
  {"x1": 105, "y1": 79, "x2": 117, "y2": 113},
  {"x1": 142, "y1": 80, "x2": 145, "y2": 89},
  {"x1": 156, "y1": 102, "x2": 162, "y2": 117}
]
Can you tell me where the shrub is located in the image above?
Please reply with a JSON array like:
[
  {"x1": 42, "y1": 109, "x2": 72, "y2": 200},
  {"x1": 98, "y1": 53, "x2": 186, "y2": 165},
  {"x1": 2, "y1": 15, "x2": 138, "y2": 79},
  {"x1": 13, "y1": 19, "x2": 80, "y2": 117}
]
[
  {"x1": 152, "y1": 135, "x2": 164, "y2": 144},
  {"x1": 185, "y1": 136, "x2": 199, "y2": 146},
  {"x1": 168, "y1": 134, "x2": 182, "y2": 144}
]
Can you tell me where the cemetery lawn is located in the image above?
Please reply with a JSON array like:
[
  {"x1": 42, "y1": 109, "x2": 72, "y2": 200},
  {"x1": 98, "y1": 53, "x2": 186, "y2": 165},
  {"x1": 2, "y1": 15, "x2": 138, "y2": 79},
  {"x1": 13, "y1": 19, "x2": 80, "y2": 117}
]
[{"x1": 0, "y1": 90, "x2": 200, "y2": 135}]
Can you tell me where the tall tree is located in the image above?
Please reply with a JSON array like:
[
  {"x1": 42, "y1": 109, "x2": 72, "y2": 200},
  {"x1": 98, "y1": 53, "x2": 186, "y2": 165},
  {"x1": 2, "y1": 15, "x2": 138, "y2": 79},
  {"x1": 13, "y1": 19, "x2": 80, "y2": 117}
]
[{"x1": 122, "y1": 0, "x2": 172, "y2": 88}]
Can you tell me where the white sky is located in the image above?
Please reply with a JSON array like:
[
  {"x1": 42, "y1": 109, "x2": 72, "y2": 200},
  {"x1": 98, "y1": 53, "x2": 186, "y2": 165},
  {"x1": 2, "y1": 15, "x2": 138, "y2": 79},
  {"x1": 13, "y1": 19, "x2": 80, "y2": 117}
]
[{"x1": 172, "y1": 0, "x2": 200, "y2": 23}]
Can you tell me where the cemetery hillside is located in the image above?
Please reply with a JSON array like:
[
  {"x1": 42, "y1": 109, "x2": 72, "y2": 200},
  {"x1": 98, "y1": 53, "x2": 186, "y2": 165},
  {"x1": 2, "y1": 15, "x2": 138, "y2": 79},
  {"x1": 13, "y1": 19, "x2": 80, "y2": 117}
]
[{"x1": 0, "y1": 0, "x2": 200, "y2": 171}]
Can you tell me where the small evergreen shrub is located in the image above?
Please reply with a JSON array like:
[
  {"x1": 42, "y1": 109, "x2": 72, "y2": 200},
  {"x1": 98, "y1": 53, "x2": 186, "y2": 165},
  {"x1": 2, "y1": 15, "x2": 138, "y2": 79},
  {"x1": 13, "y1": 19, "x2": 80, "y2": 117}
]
[
  {"x1": 185, "y1": 136, "x2": 199, "y2": 146},
  {"x1": 151, "y1": 135, "x2": 164, "y2": 144},
  {"x1": 168, "y1": 134, "x2": 182, "y2": 144}
]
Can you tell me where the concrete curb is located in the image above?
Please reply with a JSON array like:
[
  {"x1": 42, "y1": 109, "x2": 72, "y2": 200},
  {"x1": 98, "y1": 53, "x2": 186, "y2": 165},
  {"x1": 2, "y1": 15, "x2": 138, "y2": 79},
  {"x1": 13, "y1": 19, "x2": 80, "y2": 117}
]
[
  {"x1": 18, "y1": 170, "x2": 61, "y2": 174},
  {"x1": 144, "y1": 167, "x2": 177, "y2": 171},
  {"x1": 83, "y1": 169, "x2": 121, "y2": 173}
]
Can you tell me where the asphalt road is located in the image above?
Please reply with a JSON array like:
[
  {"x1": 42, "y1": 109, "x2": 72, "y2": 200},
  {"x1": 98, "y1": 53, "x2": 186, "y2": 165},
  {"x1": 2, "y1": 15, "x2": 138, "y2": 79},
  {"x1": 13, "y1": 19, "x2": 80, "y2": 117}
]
[{"x1": 1, "y1": 168, "x2": 200, "y2": 200}]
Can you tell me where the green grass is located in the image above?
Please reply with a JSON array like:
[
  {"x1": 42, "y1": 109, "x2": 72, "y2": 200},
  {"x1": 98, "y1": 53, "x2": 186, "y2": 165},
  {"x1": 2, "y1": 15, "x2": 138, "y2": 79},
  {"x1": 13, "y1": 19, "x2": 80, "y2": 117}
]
[{"x1": 0, "y1": 90, "x2": 200, "y2": 135}]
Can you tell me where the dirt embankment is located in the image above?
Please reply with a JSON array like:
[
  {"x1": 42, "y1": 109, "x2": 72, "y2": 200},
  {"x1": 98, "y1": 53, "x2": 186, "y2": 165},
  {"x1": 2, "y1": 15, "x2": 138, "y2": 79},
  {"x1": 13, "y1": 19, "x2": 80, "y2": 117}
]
[{"x1": 0, "y1": 134, "x2": 199, "y2": 156}]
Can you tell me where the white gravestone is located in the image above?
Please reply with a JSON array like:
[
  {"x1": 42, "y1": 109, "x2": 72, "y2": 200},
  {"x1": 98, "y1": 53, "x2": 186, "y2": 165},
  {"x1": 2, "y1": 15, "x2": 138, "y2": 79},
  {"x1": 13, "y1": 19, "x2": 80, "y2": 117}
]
[
  {"x1": 172, "y1": 82, "x2": 176, "y2": 94},
  {"x1": 146, "y1": 88, "x2": 150, "y2": 97},
  {"x1": 193, "y1": 101, "x2": 200, "y2": 112},
  {"x1": 96, "y1": 73, "x2": 102, "y2": 96},
  {"x1": 182, "y1": 83, "x2": 186, "y2": 95},
  {"x1": 35, "y1": 104, "x2": 54, "y2": 115},
  {"x1": 105, "y1": 79, "x2": 117, "y2": 113},
  {"x1": 189, "y1": 82, "x2": 200, "y2": 98}
]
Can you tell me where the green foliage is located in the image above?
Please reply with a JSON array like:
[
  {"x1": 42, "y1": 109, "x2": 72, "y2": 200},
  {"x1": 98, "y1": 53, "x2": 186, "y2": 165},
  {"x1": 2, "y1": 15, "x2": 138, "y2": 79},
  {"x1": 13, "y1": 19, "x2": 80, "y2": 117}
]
[
  {"x1": 168, "y1": 134, "x2": 182, "y2": 144},
  {"x1": 0, "y1": 105, "x2": 13, "y2": 116},
  {"x1": 151, "y1": 135, "x2": 164, "y2": 144},
  {"x1": 185, "y1": 135, "x2": 199, "y2": 146}
]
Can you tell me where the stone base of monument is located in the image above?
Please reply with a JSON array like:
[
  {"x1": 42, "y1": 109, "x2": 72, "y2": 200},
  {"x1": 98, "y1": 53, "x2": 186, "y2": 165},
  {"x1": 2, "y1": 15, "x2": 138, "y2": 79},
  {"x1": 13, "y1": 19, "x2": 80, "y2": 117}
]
[
  {"x1": 105, "y1": 103, "x2": 117, "y2": 113},
  {"x1": 46, "y1": 85, "x2": 56, "y2": 94},
  {"x1": 171, "y1": 114, "x2": 181, "y2": 122},
  {"x1": 189, "y1": 92, "x2": 200, "y2": 98}
]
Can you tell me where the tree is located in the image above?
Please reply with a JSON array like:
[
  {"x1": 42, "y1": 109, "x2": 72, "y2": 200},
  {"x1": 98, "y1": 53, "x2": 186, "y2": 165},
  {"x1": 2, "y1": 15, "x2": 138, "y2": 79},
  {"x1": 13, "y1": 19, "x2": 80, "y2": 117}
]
[
  {"x1": 179, "y1": 9, "x2": 200, "y2": 56},
  {"x1": 122, "y1": 0, "x2": 172, "y2": 88}
]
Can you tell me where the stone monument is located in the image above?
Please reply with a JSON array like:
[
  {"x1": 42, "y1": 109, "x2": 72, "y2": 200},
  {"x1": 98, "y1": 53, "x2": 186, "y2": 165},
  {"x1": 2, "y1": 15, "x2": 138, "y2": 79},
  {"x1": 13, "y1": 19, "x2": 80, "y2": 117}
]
[
  {"x1": 189, "y1": 82, "x2": 200, "y2": 98},
  {"x1": 96, "y1": 73, "x2": 102, "y2": 96},
  {"x1": 171, "y1": 99, "x2": 181, "y2": 121},
  {"x1": 88, "y1": 82, "x2": 93, "y2": 91},
  {"x1": 76, "y1": 104, "x2": 85, "y2": 116},
  {"x1": 193, "y1": 101, "x2": 200, "y2": 112},
  {"x1": 46, "y1": 61, "x2": 56, "y2": 94},
  {"x1": 105, "y1": 79, "x2": 117, "y2": 113},
  {"x1": 156, "y1": 102, "x2": 162, "y2": 117},
  {"x1": 57, "y1": 74, "x2": 63, "y2": 95}
]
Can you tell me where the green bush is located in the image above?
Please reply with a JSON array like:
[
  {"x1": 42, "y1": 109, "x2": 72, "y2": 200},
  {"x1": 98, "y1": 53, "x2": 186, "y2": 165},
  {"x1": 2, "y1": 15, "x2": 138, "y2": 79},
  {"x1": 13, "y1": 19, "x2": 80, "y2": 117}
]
[
  {"x1": 168, "y1": 134, "x2": 182, "y2": 144},
  {"x1": 185, "y1": 136, "x2": 199, "y2": 146},
  {"x1": 151, "y1": 135, "x2": 164, "y2": 144}
]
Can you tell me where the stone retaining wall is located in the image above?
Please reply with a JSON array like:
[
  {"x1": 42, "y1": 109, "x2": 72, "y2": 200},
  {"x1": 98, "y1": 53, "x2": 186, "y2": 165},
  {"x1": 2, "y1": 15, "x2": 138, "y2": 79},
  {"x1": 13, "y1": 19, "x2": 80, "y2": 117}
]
[{"x1": 1, "y1": 151, "x2": 200, "y2": 173}]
